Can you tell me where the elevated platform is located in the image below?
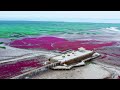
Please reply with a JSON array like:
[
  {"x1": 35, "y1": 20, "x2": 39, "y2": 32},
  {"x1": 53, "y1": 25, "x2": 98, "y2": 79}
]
[{"x1": 49, "y1": 47, "x2": 100, "y2": 65}]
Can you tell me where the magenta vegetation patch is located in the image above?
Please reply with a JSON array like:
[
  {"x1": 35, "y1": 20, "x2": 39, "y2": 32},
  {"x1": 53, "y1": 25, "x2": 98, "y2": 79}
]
[
  {"x1": 9, "y1": 36, "x2": 116, "y2": 51},
  {"x1": 52, "y1": 40, "x2": 116, "y2": 51},
  {"x1": 0, "y1": 59, "x2": 44, "y2": 79},
  {"x1": 9, "y1": 37, "x2": 68, "y2": 50}
]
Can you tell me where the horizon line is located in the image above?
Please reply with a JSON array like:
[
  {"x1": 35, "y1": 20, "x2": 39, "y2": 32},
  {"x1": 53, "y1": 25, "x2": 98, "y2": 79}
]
[{"x1": 0, "y1": 20, "x2": 120, "y2": 24}]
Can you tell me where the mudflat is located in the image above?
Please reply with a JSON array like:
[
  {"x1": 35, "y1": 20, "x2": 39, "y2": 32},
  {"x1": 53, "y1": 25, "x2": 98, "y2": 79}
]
[{"x1": 32, "y1": 64, "x2": 111, "y2": 79}]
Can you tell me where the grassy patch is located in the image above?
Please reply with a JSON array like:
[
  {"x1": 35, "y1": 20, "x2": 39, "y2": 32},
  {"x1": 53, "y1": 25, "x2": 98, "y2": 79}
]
[
  {"x1": 85, "y1": 61, "x2": 96, "y2": 65},
  {"x1": 0, "y1": 42, "x2": 6, "y2": 49},
  {"x1": 0, "y1": 46, "x2": 6, "y2": 49},
  {"x1": 85, "y1": 61, "x2": 92, "y2": 65},
  {"x1": 0, "y1": 42, "x2": 4, "y2": 44}
]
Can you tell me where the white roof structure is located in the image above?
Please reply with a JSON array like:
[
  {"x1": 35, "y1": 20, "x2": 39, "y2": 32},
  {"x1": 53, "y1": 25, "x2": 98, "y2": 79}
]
[{"x1": 49, "y1": 47, "x2": 94, "y2": 63}]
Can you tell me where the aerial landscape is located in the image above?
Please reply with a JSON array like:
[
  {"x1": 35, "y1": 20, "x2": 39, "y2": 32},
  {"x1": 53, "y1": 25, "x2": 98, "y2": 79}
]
[{"x1": 0, "y1": 11, "x2": 120, "y2": 79}]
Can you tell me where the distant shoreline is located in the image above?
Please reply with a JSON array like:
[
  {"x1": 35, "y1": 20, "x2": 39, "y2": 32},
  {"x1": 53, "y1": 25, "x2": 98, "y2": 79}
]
[{"x1": 0, "y1": 20, "x2": 120, "y2": 24}]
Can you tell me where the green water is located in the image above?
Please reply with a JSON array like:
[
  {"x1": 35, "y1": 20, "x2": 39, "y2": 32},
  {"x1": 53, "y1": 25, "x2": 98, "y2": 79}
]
[{"x1": 0, "y1": 21, "x2": 120, "y2": 38}]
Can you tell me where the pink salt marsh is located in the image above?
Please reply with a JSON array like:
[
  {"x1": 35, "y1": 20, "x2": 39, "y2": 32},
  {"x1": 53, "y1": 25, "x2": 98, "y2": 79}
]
[
  {"x1": 0, "y1": 59, "x2": 44, "y2": 79},
  {"x1": 9, "y1": 36, "x2": 116, "y2": 51},
  {"x1": 52, "y1": 40, "x2": 116, "y2": 51},
  {"x1": 9, "y1": 37, "x2": 68, "y2": 50}
]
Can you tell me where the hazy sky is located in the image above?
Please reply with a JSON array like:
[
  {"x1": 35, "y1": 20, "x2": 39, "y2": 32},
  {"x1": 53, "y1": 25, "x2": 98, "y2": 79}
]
[{"x1": 1, "y1": 11, "x2": 120, "y2": 23}]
